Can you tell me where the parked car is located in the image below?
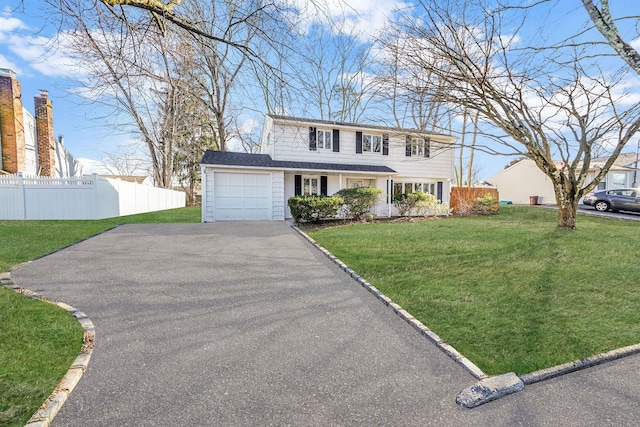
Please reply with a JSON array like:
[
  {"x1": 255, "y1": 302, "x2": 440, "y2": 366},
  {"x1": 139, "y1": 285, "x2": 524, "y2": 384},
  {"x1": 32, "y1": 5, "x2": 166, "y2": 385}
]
[{"x1": 582, "y1": 188, "x2": 640, "y2": 212}]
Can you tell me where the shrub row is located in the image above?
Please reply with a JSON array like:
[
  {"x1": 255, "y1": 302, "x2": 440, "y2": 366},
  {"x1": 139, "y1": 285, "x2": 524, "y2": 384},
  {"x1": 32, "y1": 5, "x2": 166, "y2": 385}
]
[
  {"x1": 288, "y1": 187, "x2": 383, "y2": 223},
  {"x1": 289, "y1": 187, "x2": 457, "y2": 223}
]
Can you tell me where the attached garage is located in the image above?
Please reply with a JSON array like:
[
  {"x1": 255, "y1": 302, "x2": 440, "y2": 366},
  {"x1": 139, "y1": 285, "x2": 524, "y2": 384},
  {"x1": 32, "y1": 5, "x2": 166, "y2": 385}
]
[
  {"x1": 200, "y1": 150, "x2": 395, "y2": 222},
  {"x1": 212, "y1": 172, "x2": 272, "y2": 221}
]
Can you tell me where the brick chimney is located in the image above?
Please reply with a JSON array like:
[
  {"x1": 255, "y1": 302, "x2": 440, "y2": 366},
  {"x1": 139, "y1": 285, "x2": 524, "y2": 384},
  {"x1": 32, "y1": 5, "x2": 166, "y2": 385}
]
[
  {"x1": 0, "y1": 69, "x2": 26, "y2": 174},
  {"x1": 34, "y1": 89, "x2": 56, "y2": 176}
]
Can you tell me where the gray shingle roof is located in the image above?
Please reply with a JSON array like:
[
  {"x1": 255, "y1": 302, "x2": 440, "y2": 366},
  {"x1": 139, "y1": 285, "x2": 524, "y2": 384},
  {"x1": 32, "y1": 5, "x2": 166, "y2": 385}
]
[{"x1": 201, "y1": 150, "x2": 396, "y2": 174}]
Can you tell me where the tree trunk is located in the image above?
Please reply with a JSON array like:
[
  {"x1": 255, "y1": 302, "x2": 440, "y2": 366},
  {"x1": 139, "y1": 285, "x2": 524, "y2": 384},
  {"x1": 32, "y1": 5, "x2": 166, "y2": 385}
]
[{"x1": 556, "y1": 204, "x2": 578, "y2": 230}]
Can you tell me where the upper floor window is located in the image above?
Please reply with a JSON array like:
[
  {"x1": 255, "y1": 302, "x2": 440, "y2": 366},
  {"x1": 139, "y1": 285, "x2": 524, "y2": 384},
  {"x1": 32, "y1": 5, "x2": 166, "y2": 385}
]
[
  {"x1": 317, "y1": 130, "x2": 332, "y2": 150},
  {"x1": 363, "y1": 134, "x2": 382, "y2": 153},
  {"x1": 406, "y1": 136, "x2": 431, "y2": 157}
]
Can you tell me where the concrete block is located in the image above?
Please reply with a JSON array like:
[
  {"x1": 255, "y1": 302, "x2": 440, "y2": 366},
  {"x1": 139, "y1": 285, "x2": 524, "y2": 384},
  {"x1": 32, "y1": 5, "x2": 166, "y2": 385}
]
[{"x1": 456, "y1": 372, "x2": 524, "y2": 408}]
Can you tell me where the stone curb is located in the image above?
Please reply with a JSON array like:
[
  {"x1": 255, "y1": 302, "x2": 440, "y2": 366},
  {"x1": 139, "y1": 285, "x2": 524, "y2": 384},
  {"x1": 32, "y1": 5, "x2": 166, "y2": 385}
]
[
  {"x1": 291, "y1": 223, "x2": 640, "y2": 408},
  {"x1": 520, "y1": 342, "x2": 640, "y2": 385},
  {"x1": 0, "y1": 270, "x2": 95, "y2": 427},
  {"x1": 290, "y1": 225, "x2": 488, "y2": 381}
]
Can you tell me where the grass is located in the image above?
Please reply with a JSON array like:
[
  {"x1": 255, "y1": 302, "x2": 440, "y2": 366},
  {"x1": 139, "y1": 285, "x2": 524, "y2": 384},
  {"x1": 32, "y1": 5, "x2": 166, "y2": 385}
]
[
  {"x1": 0, "y1": 207, "x2": 201, "y2": 426},
  {"x1": 307, "y1": 206, "x2": 640, "y2": 376}
]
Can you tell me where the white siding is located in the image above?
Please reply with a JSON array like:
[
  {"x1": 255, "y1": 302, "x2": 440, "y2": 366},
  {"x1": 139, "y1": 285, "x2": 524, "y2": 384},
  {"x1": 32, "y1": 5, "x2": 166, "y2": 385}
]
[
  {"x1": 486, "y1": 159, "x2": 556, "y2": 204},
  {"x1": 23, "y1": 108, "x2": 38, "y2": 176},
  {"x1": 272, "y1": 170, "x2": 285, "y2": 220},
  {"x1": 263, "y1": 118, "x2": 455, "y2": 182}
]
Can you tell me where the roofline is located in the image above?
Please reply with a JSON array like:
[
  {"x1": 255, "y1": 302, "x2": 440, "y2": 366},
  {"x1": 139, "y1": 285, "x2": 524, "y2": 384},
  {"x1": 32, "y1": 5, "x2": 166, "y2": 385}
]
[
  {"x1": 266, "y1": 114, "x2": 457, "y2": 142},
  {"x1": 200, "y1": 163, "x2": 398, "y2": 175}
]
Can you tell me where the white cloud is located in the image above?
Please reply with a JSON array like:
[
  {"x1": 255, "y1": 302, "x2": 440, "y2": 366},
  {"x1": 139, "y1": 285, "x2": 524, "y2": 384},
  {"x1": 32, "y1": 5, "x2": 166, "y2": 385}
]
[
  {"x1": 78, "y1": 158, "x2": 112, "y2": 175},
  {"x1": 0, "y1": 53, "x2": 21, "y2": 73},
  {"x1": 287, "y1": 0, "x2": 409, "y2": 41},
  {"x1": 0, "y1": 15, "x2": 27, "y2": 35},
  {"x1": 6, "y1": 31, "x2": 86, "y2": 78},
  {"x1": 0, "y1": 11, "x2": 87, "y2": 78}
]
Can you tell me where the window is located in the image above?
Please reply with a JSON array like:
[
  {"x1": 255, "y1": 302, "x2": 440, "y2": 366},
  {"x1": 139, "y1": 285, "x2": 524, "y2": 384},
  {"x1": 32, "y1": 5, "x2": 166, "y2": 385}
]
[
  {"x1": 303, "y1": 176, "x2": 320, "y2": 195},
  {"x1": 363, "y1": 134, "x2": 381, "y2": 153},
  {"x1": 612, "y1": 172, "x2": 626, "y2": 188},
  {"x1": 394, "y1": 182, "x2": 436, "y2": 196},
  {"x1": 317, "y1": 130, "x2": 332, "y2": 150},
  {"x1": 411, "y1": 137, "x2": 430, "y2": 157},
  {"x1": 407, "y1": 137, "x2": 431, "y2": 157}
]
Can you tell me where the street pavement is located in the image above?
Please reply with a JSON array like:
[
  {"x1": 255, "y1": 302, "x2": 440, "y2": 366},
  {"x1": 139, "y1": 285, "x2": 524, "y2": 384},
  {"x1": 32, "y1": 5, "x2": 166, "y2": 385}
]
[{"x1": 10, "y1": 222, "x2": 640, "y2": 426}]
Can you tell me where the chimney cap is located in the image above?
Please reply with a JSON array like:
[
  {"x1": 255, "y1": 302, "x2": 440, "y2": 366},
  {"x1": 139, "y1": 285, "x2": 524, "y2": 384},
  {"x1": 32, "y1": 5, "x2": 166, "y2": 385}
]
[
  {"x1": 0, "y1": 68, "x2": 17, "y2": 77},
  {"x1": 39, "y1": 89, "x2": 49, "y2": 98}
]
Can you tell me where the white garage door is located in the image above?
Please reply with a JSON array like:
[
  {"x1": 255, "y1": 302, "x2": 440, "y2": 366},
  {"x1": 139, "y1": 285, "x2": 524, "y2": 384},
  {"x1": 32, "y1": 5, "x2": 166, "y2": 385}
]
[{"x1": 213, "y1": 172, "x2": 272, "y2": 220}]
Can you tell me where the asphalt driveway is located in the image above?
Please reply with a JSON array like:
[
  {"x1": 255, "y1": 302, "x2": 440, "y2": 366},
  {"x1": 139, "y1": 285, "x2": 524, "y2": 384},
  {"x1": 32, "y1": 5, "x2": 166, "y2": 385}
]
[{"x1": 10, "y1": 222, "x2": 640, "y2": 426}]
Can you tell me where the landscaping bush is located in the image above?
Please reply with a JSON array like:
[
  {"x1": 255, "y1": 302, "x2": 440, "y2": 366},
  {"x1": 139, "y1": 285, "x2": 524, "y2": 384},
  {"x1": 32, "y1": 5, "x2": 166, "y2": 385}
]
[
  {"x1": 393, "y1": 192, "x2": 450, "y2": 217},
  {"x1": 334, "y1": 187, "x2": 382, "y2": 221},
  {"x1": 287, "y1": 195, "x2": 344, "y2": 223},
  {"x1": 453, "y1": 192, "x2": 499, "y2": 216},
  {"x1": 473, "y1": 193, "x2": 499, "y2": 215},
  {"x1": 393, "y1": 192, "x2": 428, "y2": 216}
]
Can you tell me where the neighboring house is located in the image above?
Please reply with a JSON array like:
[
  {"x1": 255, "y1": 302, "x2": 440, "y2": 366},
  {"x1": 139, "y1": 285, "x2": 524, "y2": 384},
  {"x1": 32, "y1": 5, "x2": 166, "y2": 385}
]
[
  {"x1": 200, "y1": 115, "x2": 456, "y2": 221},
  {"x1": 485, "y1": 159, "x2": 556, "y2": 205},
  {"x1": 485, "y1": 153, "x2": 640, "y2": 205},
  {"x1": 586, "y1": 152, "x2": 640, "y2": 190},
  {"x1": 0, "y1": 69, "x2": 82, "y2": 178}
]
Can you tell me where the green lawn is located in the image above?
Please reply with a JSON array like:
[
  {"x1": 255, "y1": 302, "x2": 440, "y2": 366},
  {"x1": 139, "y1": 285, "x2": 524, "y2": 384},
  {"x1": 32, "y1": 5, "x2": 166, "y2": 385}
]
[
  {"x1": 0, "y1": 207, "x2": 201, "y2": 426},
  {"x1": 308, "y1": 206, "x2": 640, "y2": 376}
]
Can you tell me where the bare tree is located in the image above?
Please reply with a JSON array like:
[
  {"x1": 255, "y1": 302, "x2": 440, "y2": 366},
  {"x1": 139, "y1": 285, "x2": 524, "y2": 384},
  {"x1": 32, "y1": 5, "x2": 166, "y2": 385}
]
[
  {"x1": 53, "y1": 0, "x2": 184, "y2": 187},
  {"x1": 582, "y1": 0, "x2": 640, "y2": 75},
  {"x1": 292, "y1": 22, "x2": 381, "y2": 122},
  {"x1": 391, "y1": 0, "x2": 640, "y2": 229},
  {"x1": 99, "y1": 143, "x2": 152, "y2": 176}
]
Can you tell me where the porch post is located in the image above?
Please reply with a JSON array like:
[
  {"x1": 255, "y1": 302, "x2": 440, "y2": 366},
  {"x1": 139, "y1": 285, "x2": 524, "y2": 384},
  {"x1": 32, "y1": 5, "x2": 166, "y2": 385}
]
[{"x1": 387, "y1": 175, "x2": 392, "y2": 217}]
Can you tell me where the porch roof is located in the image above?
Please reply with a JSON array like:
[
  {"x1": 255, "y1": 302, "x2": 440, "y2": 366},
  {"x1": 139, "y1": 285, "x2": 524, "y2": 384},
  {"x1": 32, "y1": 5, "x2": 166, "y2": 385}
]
[{"x1": 201, "y1": 150, "x2": 397, "y2": 175}]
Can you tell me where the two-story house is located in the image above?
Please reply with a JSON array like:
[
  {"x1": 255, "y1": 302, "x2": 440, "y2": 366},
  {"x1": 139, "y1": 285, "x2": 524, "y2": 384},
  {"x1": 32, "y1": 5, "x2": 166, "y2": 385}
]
[{"x1": 200, "y1": 115, "x2": 456, "y2": 221}]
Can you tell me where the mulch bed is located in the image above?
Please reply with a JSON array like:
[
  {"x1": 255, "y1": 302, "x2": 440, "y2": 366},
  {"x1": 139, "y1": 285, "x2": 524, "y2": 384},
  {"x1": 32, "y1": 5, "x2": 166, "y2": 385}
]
[{"x1": 294, "y1": 215, "x2": 443, "y2": 232}]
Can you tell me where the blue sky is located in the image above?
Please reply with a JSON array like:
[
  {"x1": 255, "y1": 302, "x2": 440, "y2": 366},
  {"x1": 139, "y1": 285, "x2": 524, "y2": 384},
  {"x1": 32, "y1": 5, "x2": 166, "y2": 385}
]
[
  {"x1": 1, "y1": 2, "x2": 122, "y2": 172},
  {"x1": 1, "y1": 1, "x2": 639, "y2": 179}
]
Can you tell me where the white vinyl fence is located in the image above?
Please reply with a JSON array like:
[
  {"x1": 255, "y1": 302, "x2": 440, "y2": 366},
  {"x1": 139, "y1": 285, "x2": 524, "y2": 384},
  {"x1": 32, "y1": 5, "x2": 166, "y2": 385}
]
[{"x1": 0, "y1": 173, "x2": 186, "y2": 220}]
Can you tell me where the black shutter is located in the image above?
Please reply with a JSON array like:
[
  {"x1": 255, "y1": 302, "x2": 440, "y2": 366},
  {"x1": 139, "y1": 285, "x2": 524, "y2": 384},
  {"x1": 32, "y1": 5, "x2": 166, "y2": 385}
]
[
  {"x1": 295, "y1": 175, "x2": 302, "y2": 196},
  {"x1": 356, "y1": 131, "x2": 363, "y2": 154},
  {"x1": 424, "y1": 137, "x2": 431, "y2": 158},
  {"x1": 382, "y1": 133, "x2": 389, "y2": 156},
  {"x1": 333, "y1": 129, "x2": 340, "y2": 152},
  {"x1": 405, "y1": 135, "x2": 412, "y2": 156},
  {"x1": 437, "y1": 181, "x2": 443, "y2": 202},
  {"x1": 387, "y1": 179, "x2": 394, "y2": 203},
  {"x1": 309, "y1": 127, "x2": 317, "y2": 151},
  {"x1": 320, "y1": 176, "x2": 328, "y2": 195}
]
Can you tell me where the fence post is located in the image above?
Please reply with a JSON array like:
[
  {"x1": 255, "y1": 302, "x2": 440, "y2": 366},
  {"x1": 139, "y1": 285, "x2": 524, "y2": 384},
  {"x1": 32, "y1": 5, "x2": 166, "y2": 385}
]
[{"x1": 18, "y1": 172, "x2": 26, "y2": 220}]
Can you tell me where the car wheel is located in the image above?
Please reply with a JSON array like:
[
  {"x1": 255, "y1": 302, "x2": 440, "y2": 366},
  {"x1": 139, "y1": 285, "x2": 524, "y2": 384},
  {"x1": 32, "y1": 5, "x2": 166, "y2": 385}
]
[{"x1": 594, "y1": 201, "x2": 610, "y2": 212}]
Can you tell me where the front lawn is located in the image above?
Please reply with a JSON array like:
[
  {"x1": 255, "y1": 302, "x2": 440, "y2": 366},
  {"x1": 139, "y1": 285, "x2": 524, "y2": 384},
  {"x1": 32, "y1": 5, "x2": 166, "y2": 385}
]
[
  {"x1": 307, "y1": 206, "x2": 640, "y2": 376},
  {"x1": 0, "y1": 207, "x2": 201, "y2": 426}
]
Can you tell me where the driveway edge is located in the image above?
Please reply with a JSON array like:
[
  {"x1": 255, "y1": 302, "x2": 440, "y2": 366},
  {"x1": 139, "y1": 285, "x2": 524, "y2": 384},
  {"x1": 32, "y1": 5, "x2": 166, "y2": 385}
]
[
  {"x1": 291, "y1": 224, "x2": 488, "y2": 381},
  {"x1": 293, "y1": 223, "x2": 640, "y2": 407},
  {"x1": 0, "y1": 270, "x2": 95, "y2": 427}
]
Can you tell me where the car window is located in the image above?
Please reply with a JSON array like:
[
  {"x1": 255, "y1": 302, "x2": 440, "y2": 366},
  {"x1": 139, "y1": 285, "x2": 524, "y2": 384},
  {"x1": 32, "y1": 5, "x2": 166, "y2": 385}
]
[{"x1": 607, "y1": 190, "x2": 632, "y2": 196}]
